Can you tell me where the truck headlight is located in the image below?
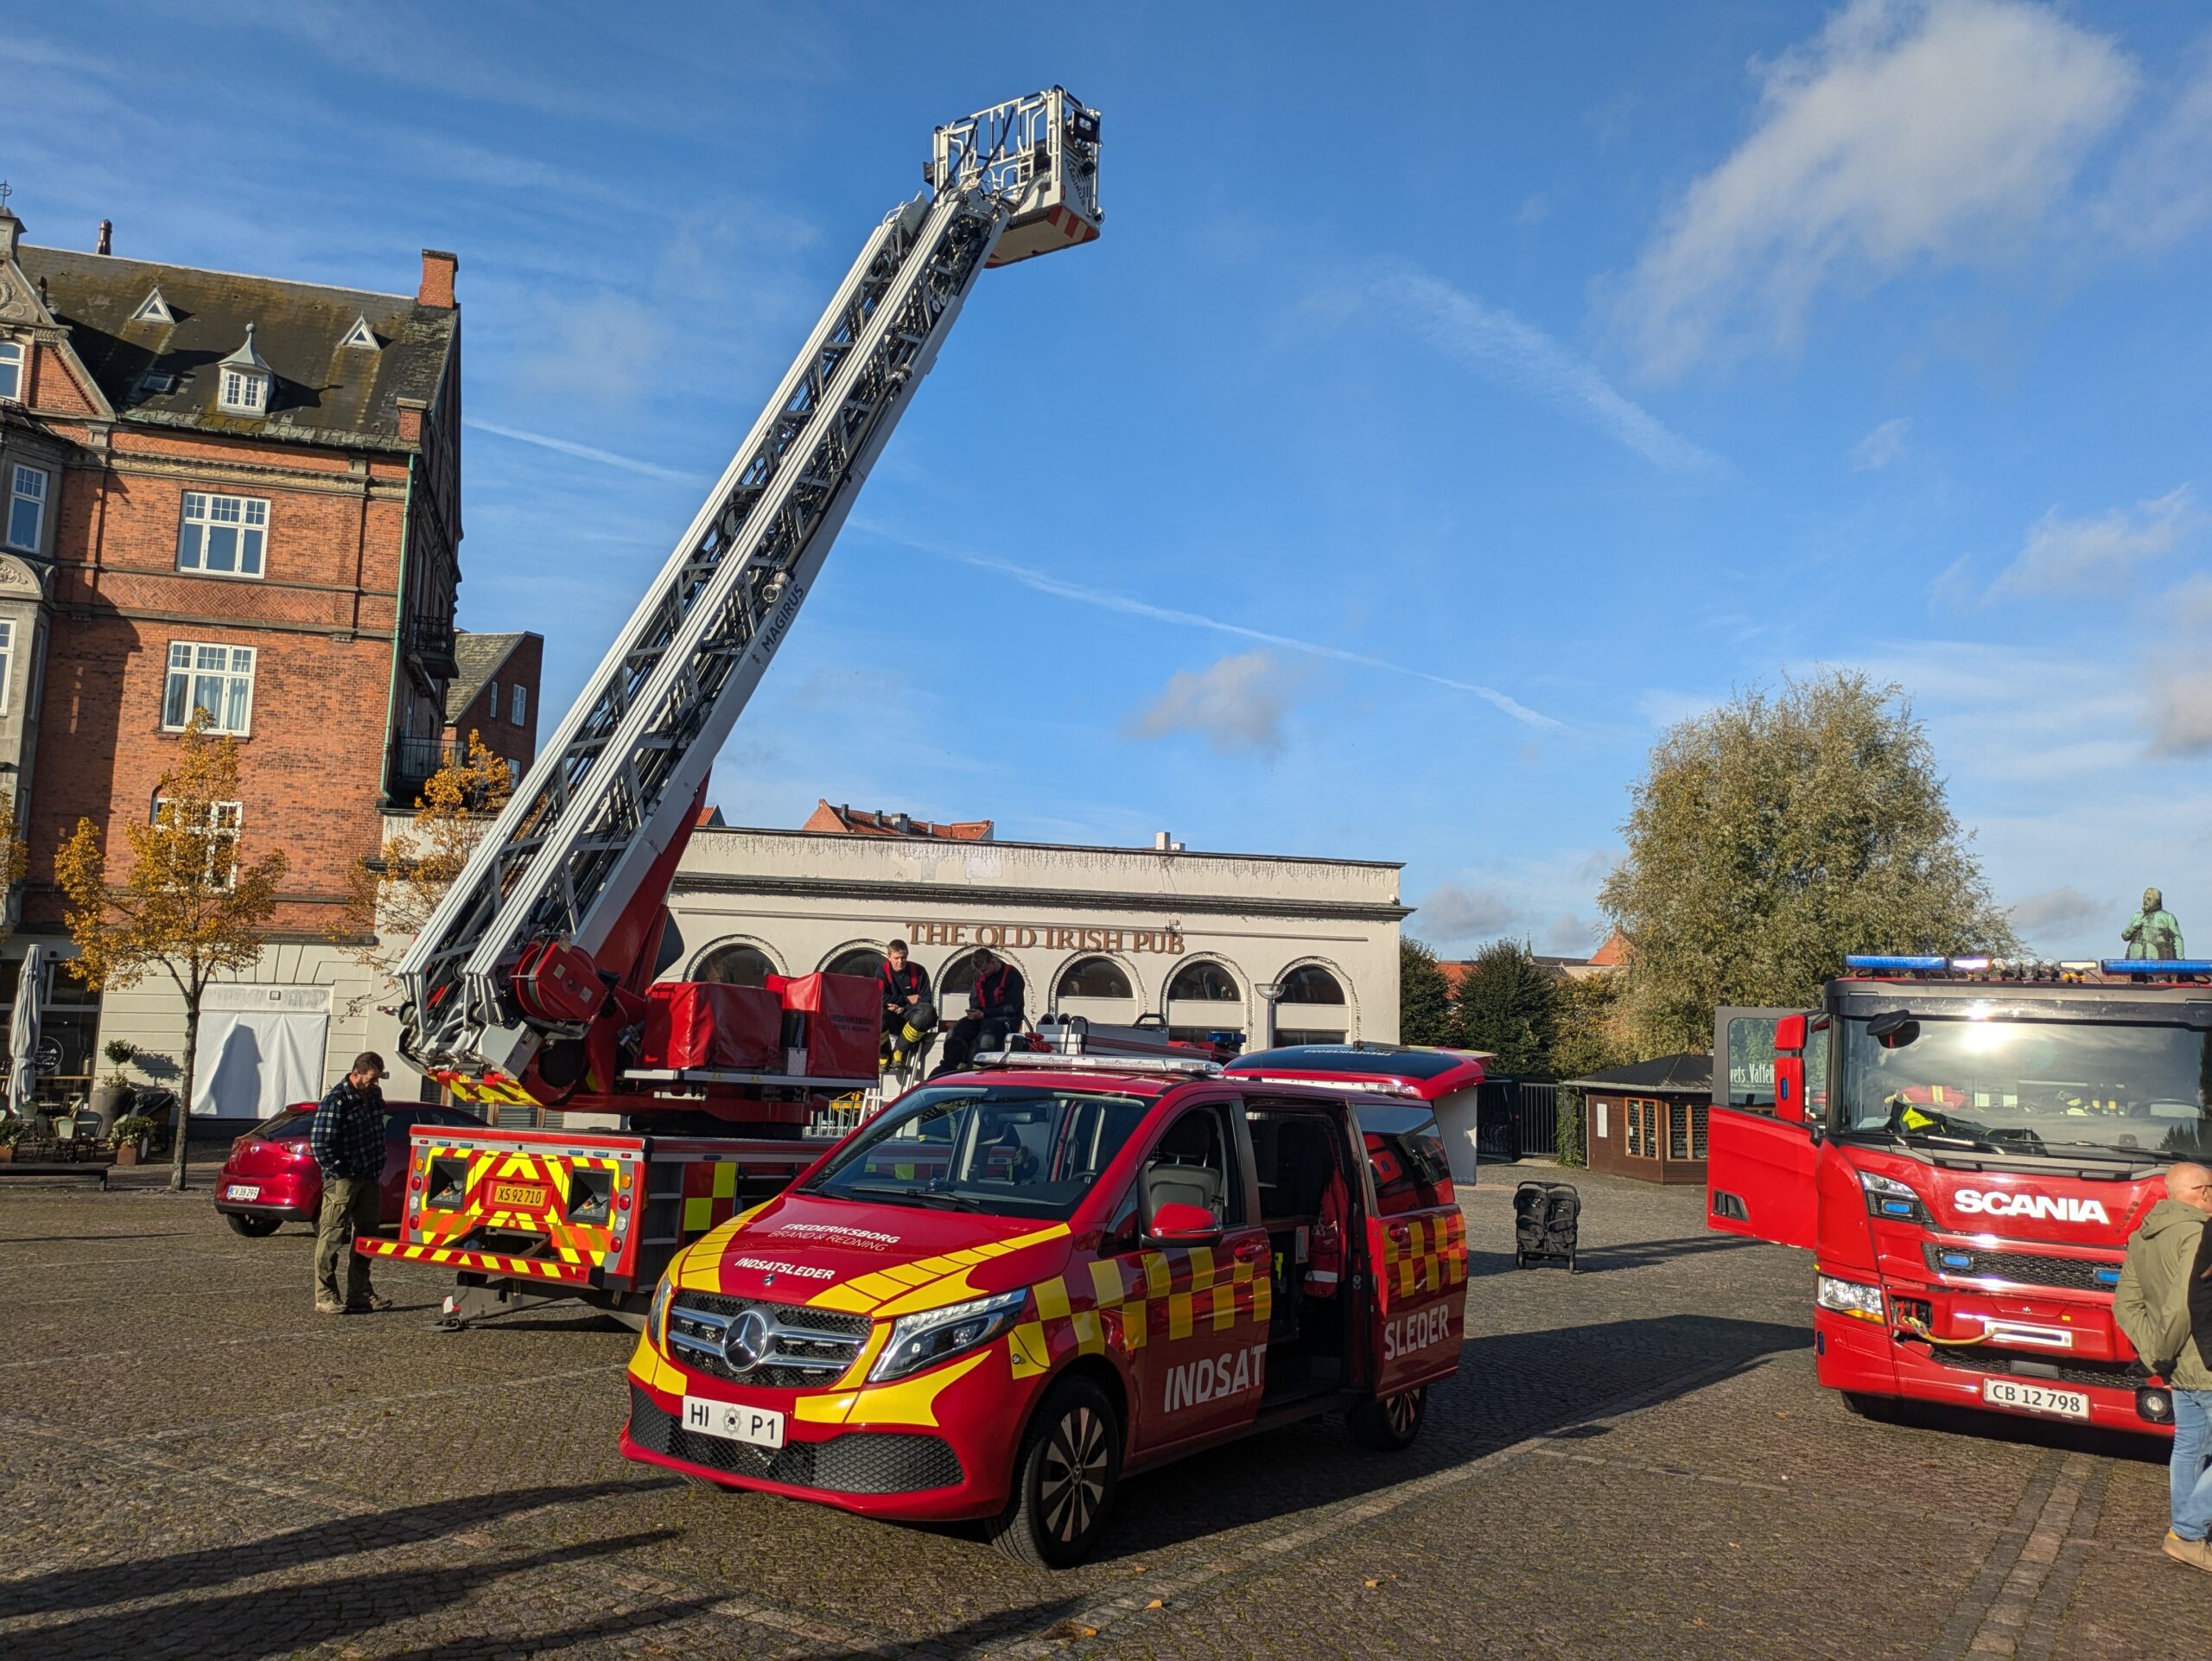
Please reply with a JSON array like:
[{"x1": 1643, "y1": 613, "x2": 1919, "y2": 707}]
[
  {"x1": 1816, "y1": 1274, "x2": 1885, "y2": 1323},
  {"x1": 869, "y1": 1289, "x2": 1030, "y2": 1383},
  {"x1": 1858, "y1": 1170, "x2": 1929, "y2": 1224}
]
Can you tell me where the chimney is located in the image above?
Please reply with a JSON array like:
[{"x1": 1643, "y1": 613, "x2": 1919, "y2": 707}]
[
  {"x1": 1154, "y1": 830, "x2": 1172, "y2": 852},
  {"x1": 417, "y1": 248, "x2": 458, "y2": 309},
  {"x1": 394, "y1": 396, "x2": 429, "y2": 444},
  {"x1": 96, "y1": 219, "x2": 111, "y2": 255}
]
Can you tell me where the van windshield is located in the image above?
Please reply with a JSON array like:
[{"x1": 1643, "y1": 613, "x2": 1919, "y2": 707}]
[
  {"x1": 1840, "y1": 1013, "x2": 2212, "y2": 1162},
  {"x1": 802, "y1": 1085, "x2": 1150, "y2": 1219}
]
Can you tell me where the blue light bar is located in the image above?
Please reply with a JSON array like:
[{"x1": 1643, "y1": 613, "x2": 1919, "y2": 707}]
[
  {"x1": 1843, "y1": 955, "x2": 1948, "y2": 971},
  {"x1": 2101, "y1": 960, "x2": 2212, "y2": 977}
]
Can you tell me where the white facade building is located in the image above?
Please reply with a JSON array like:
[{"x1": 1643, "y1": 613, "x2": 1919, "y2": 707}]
[{"x1": 660, "y1": 824, "x2": 1408, "y2": 1051}]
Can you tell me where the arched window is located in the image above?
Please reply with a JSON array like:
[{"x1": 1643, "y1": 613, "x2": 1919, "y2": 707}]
[
  {"x1": 1279, "y1": 964, "x2": 1345, "y2": 1005},
  {"x1": 1057, "y1": 957, "x2": 1132, "y2": 1000},
  {"x1": 1167, "y1": 961, "x2": 1240, "y2": 1002},
  {"x1": 693, "y1": 943, "x2": 776, "y2": 987},
  {"x1": 938, "y1": 951, "x2": 985, "y2": 1000},
  {"x1": 823, "y1": 946, "x2": 887, "y2": 981}
]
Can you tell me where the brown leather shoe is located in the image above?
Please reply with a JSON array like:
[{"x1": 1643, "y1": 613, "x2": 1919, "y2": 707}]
[
  {"x1": 346, "y1": 1292, "x2": 398, "y2": 1313},
  {"x1": 2164, "y1": 1532, "x2": 2212, "y2": 1572}
]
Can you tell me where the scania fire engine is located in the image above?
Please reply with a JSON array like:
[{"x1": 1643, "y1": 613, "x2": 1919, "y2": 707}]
[
  {"x1": 1707, "y1": 954, "x2": 2212, "y2": 1434},
  {"x1": 355, "y1": 90, "x2": 1105, "y2": 1327}
]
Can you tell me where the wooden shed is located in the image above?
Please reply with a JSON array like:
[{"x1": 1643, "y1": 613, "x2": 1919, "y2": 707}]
[{"x1": 1569, "y1": 1053, "x2": 1713, "y2": 1186}]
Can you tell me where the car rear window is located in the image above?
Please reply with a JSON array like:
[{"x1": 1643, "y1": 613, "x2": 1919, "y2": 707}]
[
  {"x1": 1355, "y1": 1102, "x2": 1453, "y2": 1214},
  {"x1": 256, "y1": 1108, "x2": 314, "y2": 1141}
]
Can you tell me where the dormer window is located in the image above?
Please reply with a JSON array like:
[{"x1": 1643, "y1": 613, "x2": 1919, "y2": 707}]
[
  {"x1": 340, "y1": 315, "x2": 379, "y2": 351},
  {"x1": 131, "y1": 287, "x2": 176, "y2": 325},
  {"x1": 216, "y1": 321, "x2": 273, "y2": 417}
]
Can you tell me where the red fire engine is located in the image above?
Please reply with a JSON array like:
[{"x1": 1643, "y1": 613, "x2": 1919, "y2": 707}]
[{"x1": 1707, "y1": 954, "x2": 2212, "y2": 1434}]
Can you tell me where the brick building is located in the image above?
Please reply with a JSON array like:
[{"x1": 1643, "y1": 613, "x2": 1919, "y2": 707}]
[
  {"x1": 0, "y1": 196, "x2": 518, "y2": 1128},
  {"x1": 441, "y1": 629, "x2": 543, "y2": 781}
]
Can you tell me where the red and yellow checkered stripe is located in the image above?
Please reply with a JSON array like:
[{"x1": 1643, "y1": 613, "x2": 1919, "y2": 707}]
[
  {"x1": 404, "y1": 1145, "x2": 625, "y2": 1270},
  {"x1": 1381, "y1": 1210, "x2": 1467, "y2": 1301}
]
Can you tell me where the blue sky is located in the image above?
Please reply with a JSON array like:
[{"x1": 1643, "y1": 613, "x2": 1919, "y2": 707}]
[{"x1": 12, "y1": 1, "x2": 2212, "y2": 960}]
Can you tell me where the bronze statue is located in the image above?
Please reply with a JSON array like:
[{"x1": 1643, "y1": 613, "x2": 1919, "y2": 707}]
[{"x1": 2123, "y1": 887, "x2": 2185, "y2": 960}]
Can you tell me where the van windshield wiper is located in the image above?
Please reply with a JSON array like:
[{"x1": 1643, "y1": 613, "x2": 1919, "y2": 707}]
[{"x1": 845, "y1": 1183, "x2": 982, "y2": 1212}]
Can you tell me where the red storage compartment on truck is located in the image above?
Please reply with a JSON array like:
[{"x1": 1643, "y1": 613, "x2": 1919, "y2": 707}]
[
  {"x1": 641, "y1": 982, "x2": 785, "y2": 1072},
  {"x1": 772, "y1": 973, "x2": 880, "y2": 1079}
]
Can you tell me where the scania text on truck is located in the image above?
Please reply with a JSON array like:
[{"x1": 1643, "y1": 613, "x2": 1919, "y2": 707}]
[{"x1": 1707, "y1": 955, "x2": 2212, "y2": 1434}]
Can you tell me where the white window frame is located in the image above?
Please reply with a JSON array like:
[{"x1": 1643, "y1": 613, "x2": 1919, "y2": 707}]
[
  {"x1": 176, "y1": 492, "x2": 270, "y2": 579},
  {"x1": 510, "y1": 684, "x2": 527, "y2": 725},
  {"x1": 0, "y1": 619, "x2": 13, "y2": 718},
  {"x1": 6, "y1": 465, "x2": 47, "y2": 554},
  {"x1": 219, "y1": 368, "x2": 268, "y2": 415},
  {"x1": 155, "y1": 798, "x2": 244, "y2": 890},
  {"x1": 162, "y1": 640, "x2": 257, "y2": 735},
  {"x1": 0, "y1": 340, "x2": 22, "y2": 403},
  {"x1": 485, "y1": 680, "x2": 498, "y2": 722}
]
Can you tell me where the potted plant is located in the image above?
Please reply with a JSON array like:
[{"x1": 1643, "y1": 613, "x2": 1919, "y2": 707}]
[
  {"x1": 92, "y1": 1041, "x2": 139, "y2": 1136},
  {"x1": 0, "y1": 1114, "x2": 24, "y2": 1162},
  {"x1": 111, "y1": 1113, "x2": 157, "y2": 1165}
]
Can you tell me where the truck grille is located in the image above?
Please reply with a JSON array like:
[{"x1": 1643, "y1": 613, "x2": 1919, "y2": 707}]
[
  {"x1": 627, "y1": 1385, "x2": 963, "y2": 1493},
  {"x1": 667, "y1": 1292, "x2": 870, "y2": 1389},
  {"x1": 1924, "y1": 1345, "x2": 2142, "y2": 1394},
  {"x1": 1920, "y1": 1244, "x2": 2120, "y2": 1293}
]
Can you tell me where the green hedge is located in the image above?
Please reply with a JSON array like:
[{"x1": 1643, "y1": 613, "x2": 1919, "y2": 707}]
[{"x1": 1554, "y1": 1086, "x2": 1586, "y2": 1168}]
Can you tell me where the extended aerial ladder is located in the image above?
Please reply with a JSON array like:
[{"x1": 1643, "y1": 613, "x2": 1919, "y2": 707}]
[{"x1": 394, "y1": 90, "x2": 1102, "y2": 1121}]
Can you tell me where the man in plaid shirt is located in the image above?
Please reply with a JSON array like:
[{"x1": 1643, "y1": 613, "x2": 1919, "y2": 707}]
[{"x1": 309, "y1": 1052, "x2": 394, "y2": 1314}]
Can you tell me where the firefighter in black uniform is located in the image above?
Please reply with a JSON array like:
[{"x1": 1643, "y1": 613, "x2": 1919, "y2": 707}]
[
  {"x1": 938, "y1": 948, "x2": 1026, "y2": 1074},
  {"x1": 878, "y1": 939, "x2": 935, "y2": 1067}
]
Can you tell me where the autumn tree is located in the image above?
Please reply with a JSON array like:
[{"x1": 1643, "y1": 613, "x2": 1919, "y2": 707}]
[
  {"x1": 1399, "y1": 939, "x2": 1455, "y2": 1047},
  {"x1": 334, "y1": 733, "x2": 513, "y2": 1006},
  {"x1": 1452, "y1": 939, "x2": 1557, "y2": 1078},
  {"x1": 0, "y1": 798, "x2": 29, "y2": 938},
  {"x1": 1599, "y1": 671, "x2": 2016, "y2": 1053},
  {"x1": 55, "y1": 716, "x2": 285, "y2": 1191}
]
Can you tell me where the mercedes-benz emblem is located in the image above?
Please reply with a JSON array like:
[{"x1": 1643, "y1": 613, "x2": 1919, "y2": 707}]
[{"x1": 722, "y1": 1308, "x2": 772, "y2": 1374}]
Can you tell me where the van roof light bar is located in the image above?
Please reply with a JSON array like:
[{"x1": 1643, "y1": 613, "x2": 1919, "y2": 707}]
[
  {"x1": 970, "y1": 1049, "x2": 1224, "y2": 1078},
  {"x1": 2100, "y1": 959, "x2": 2212, "y2": 978}
]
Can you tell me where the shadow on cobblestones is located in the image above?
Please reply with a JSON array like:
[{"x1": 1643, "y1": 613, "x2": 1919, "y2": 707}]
[
  {"x1": 16, "y1": 1530, "x2": 680, "y2": 1661},
  {"x1": 1548, "y1": 1233, "x2": 1760, "y2": 1273},
  {"x1": 0, "y1": 1479, "x2": 671, "y2": 1622},
  {"x1": 385, "y1": 1593, "x2": 730, "y2": 1659}
]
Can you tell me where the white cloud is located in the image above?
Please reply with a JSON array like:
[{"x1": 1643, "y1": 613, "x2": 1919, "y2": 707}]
[
  {"x1": 2147, "y1": 664, "x2": 2212, "y2": 757},
  {"x1": 1620, "y1": 0, "x2": 2137, "y2": 374},
  {"x1": 1371, "y1": 265, "x2": 1720, "y2": 474},
  {"x1": 1987, "y1": 486, "x2": 2199, "y2": 598},
  {"x1": 1544, "y1": 913, "x2": 1602, "y2": 956},
  {"x1": 1413, "y1": 883, "x2": 1523, "y2": 948},
  {"x1": 1124, "y1": 653, "x2": 1294, "y2": 756},
  {"x1": 2006, "y1": 886, "x2": 2108, "y2": 945},
  {"x1": 859, "y1": 521, "x2": 1560, "y2": 731},
  {"x1": 463, "y1": 417, "x2": 700, "y2": 482},
  {"x1": 1851, "y1": 417, "x2": 1910, "y2": 470},
  {"x1": 2096, "y1": 45, "x2": 2212, "y2": 249}
]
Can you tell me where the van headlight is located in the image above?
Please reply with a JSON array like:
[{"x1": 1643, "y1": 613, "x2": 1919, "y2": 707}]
[
  {"x1": 648, "y1": 1275, "x2": 677, "y2": 1350},
  {"x1": 869, "y1": 1289, "x2": 1030, "y2": 1383},
  {"x1": 1816, "y1": 1274, "x2": 1885, "y2": 1323}
]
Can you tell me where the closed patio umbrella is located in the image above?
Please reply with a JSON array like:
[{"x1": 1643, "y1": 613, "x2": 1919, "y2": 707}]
[{"x1": 8, "y1": 944, "x2": 42, "y2": 1118}]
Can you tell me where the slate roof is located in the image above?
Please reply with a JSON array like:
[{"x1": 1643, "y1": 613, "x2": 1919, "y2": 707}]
[
  {"x1": 17, "y1": 245, "x2": 454, "y2": 451},
  {"x1": 1562, "y1": 1053, "x2": 1713, "y2": 1094},
  {"x1": 443, "y1": 632, "x2": 527, "y2": 723}
]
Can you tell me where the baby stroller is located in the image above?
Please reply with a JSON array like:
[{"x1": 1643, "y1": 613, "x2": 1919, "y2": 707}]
[{"x1": 1513, "y1": 1180, "x2": 1580, "y2": 1272}]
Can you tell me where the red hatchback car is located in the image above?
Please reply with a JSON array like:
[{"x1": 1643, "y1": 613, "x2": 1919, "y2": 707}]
[{"x1": 213, "y1": 1102, "x2": 486, "y2": 1238}]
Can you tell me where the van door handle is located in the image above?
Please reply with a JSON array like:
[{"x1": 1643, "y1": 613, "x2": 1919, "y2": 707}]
[
  {"x1": 1386, "y1": 1225, "x2": 1410, "y2": 1247},
  {"x1": 1233, "y1": 1238, "x2": 1268, "y2": 1263}
]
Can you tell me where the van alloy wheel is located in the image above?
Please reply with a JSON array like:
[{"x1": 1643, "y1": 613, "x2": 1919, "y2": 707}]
[
  {"x1": 1349, "y1": 1384, "x2": 1427, "y2": 1451},
  {"x1": 989, "y1": 1376, "x2": 1121, "y2": 1569},
  {"x1": 1040, "y1": 1402, "x2": 1109, "y2": 1544}
]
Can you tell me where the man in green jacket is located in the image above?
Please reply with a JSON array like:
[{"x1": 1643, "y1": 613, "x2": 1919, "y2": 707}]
[{"x1": 2114, "y1": 1161, "x2": 2212, "y2": 1570}]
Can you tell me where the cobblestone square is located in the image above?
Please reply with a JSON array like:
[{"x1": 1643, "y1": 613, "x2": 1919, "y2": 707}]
[{"x1": 7, "y1": 1162, "x2": 2211, "y2": 1658}]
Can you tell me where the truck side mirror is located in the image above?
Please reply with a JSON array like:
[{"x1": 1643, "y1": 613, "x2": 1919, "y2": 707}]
[{"x1": 1775, "y1": 1014, "x2": 1807, "y2": 1052}]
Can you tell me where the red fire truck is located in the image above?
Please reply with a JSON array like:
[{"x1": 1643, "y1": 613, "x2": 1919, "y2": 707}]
[
  {"x1": 358, "y1": 90, "x2": 1106, "y2": 1326},
  {"x1": 1707, "y1": 954, "x2": 2212, "y2": 1434}
]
